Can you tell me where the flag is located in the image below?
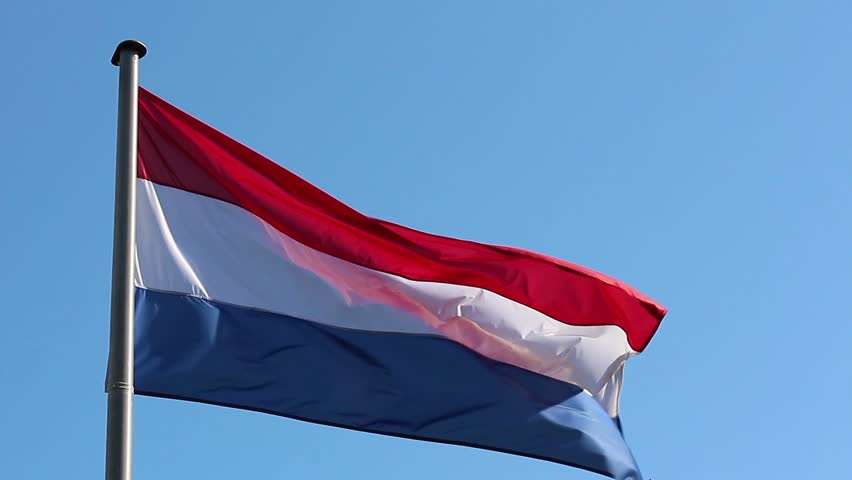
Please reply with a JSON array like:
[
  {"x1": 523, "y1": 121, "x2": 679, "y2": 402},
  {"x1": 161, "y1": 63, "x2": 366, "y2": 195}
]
[{"x1": 134, "y1": 87, "x2": 666, "y2": 480}]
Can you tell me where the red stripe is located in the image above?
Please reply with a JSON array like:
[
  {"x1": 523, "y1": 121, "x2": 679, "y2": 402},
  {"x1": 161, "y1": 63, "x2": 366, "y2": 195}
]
[{"x1": 137, "y1": 87, "x2": 667, "y2": 351}]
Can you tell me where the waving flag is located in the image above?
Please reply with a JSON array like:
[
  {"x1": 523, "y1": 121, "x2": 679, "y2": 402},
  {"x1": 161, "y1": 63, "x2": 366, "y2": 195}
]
[{"x1": 133, "y1": 87, "x2": 666, "y2": 480}]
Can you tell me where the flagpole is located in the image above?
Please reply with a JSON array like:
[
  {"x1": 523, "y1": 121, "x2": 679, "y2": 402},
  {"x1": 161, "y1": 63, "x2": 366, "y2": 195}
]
[{"x1": 106, "y1": 39, "x2": 146, "y2": 480}]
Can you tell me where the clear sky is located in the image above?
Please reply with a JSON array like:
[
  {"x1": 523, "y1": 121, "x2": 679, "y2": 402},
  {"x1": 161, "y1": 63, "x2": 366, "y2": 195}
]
[{"x1": 1, "y1": 1, "x2": 850, "y2": 479}]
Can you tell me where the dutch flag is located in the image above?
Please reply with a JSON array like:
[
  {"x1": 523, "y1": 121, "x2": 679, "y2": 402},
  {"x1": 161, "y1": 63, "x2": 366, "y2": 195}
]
[{"x1": 133, "y1": 88, "x2": 666, "y2": 480}]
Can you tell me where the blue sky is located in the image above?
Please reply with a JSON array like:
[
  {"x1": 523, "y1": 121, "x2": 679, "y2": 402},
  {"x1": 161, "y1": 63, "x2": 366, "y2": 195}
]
[{"x1": 2, "y1": 1, "x2": 850, "y2": 479}]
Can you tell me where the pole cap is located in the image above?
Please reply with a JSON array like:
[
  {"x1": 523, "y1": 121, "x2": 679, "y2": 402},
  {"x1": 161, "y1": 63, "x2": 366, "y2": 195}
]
[{"x1": 111, "y1": 39, "x2": 147, "y2": 66}]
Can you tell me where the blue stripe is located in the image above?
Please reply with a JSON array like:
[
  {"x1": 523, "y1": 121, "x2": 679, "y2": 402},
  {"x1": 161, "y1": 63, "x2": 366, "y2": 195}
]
[{"x1": 135, "y1": 288, "x2": 642, "y2": 479}]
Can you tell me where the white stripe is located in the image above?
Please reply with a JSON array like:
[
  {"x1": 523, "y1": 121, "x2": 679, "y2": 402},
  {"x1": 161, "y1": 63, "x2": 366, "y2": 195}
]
[{"x1": 134, "y1": 179, "x2": 634, "y2": 415}]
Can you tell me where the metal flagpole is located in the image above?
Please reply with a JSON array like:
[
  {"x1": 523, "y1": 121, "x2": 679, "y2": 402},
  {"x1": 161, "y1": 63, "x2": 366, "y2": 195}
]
[{"x1": 105, "y1": 39, "x2": 146, "y2": 480}]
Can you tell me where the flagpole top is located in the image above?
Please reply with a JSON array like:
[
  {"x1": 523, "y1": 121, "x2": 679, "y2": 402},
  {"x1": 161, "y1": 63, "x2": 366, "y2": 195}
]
[{"x1": 111, "y1": 40, "x2": 147, "y2": 66}]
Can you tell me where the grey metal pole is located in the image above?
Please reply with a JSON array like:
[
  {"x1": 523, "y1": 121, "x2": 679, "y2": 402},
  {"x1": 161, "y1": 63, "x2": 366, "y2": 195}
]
[{"x1": 106, "y1": 39, "x2": 146, "y2": 480}]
